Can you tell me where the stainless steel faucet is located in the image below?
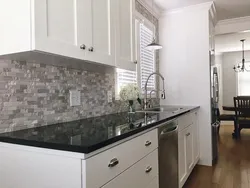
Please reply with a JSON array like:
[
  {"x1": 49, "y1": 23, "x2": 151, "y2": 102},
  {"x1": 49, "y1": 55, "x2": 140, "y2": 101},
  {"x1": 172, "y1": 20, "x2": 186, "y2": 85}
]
[{"x1": 144, "y1": 72, "x2": 166, "y2": 109}]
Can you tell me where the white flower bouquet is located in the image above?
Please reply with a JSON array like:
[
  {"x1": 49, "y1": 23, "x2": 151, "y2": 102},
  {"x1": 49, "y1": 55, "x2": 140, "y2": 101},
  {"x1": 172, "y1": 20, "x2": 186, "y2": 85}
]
[
  {"x1": 119, "y1": 83, "x2": 140, "y2": 101},
  {"x1": 119, "y1": 83, "x2": 141, "y2": 112}
]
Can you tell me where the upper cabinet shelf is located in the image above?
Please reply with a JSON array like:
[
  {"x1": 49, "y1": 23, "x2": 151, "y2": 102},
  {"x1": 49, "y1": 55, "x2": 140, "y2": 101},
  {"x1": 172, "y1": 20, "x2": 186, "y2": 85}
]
[{"x1": 0, "y1": 0, "x2": 137, "y2": 71}]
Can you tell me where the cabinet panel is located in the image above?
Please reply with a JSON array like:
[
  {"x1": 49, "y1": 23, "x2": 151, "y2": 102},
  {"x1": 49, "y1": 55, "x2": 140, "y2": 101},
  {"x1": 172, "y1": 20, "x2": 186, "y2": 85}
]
[
  {"x1": 185, "y1": 125, "x2": 194, "y2": 172},
  {"x1": 85, "y1": 0, "x2": 116, "y2": 66},
  {"x1": 178, "y1": 128, "x2": 187, "y2": 187},
  {"x1": 101, "y1": 149, "x2": 158, "y2": 188},
  {"x1": 192, "y1": 111, "x2": 200, "y2": 163},
  {"x1": 115, "y1": 0, "x2": 136, "y2": 71},
  {"x1": 33, "y1": 0, "x2": 86, "y2": 60}
]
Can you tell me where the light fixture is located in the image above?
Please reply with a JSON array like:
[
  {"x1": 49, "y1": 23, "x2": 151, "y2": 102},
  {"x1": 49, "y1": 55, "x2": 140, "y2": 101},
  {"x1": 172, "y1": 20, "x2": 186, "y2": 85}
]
[
  {"x1": 145, "y1": 0, "x2": 162, "y2": 51},
  {"x1": 233, "y1": 39, "x2": 250, "y2": 72}
]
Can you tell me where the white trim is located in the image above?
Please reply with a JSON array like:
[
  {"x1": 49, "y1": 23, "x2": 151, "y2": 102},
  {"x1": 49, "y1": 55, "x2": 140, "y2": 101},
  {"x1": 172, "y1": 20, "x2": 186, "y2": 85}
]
[
  {"x1": 215, "y1": 16, "x2": 250, "y2": 35},
  {"x1": 162, "y1": 1, "x2": 214, "y2": 16},
  {"x1": 136, "y1": 0, "x2": 163, "y2": 19},
  {"x1": 218, "y1": 16, "x2": 250, "y2": 26}
]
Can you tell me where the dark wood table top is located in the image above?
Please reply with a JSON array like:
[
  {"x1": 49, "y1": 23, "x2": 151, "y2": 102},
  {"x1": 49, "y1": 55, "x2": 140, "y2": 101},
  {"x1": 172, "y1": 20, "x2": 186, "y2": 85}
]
[{"x1": 223, "y1": 106, "x2": 235, "y2": 111}]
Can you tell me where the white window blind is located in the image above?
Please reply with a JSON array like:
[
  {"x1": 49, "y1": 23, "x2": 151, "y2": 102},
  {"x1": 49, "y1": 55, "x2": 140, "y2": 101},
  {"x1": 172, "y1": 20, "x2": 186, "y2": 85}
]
[
  {"x1": 139, "y1": 23, "x2": 155, "y2": 91},
  {"x1": 238, "y1": 71, "x2": 250, "y2": 96},
  {"x1": 116, "y1": 69, "x2": 137, "y2": 94}
]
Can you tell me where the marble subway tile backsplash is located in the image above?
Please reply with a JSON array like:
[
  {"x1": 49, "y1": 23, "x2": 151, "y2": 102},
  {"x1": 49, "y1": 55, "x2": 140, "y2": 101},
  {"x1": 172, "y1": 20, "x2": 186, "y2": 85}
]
[{"x1": 0, "y1": 60, "x2": 159, "y2": 133}]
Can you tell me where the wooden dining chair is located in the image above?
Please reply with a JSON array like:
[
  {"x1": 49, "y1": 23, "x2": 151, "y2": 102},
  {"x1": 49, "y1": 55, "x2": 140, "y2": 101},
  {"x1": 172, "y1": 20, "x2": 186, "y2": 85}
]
[{"x1": 234, "y1": 96, "x2": 250, "y2": 138}]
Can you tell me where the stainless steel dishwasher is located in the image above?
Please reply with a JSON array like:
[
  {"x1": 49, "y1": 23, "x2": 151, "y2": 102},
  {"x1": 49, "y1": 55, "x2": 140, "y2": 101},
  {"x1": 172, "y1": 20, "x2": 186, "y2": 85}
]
[{"x1": 158, "y1": 119, "x2": 178, "y2": 188}]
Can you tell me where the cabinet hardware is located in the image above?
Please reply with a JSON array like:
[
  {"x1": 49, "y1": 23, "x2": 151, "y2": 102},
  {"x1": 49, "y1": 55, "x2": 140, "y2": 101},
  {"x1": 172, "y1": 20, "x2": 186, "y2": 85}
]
[
  {"x1": 80, "y1": 44, "x2": 86, "y2": 50},
  {"x1": 108, "y1": 158, "x2": 119, "y2": 167},
  {"x1": 134, "y1": 61, "x2": 137, "y2": 64},
  {"x1": 145, "y1": 166, "x2": 152, "y2": 173},
  {"x1": 88, "y1": 47, "x2": 94, "y2": 52},
  {"x1": 186, "y1": 133, "x2": 191, "y2": 136},
  {"x1": 145, "y1": 141, "x2": 152, "y2": 146}
]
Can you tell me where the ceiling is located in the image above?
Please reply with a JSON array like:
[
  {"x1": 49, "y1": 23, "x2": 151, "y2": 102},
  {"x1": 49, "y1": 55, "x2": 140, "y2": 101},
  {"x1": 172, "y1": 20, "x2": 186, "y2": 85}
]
[{"x1": 154, "y1": 0, "x2": 250, "y2": 20}]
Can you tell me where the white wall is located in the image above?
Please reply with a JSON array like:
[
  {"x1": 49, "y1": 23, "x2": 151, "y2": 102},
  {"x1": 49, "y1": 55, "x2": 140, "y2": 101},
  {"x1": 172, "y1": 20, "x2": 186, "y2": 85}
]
[
  {"x1": 159, "y1": 7, "x2": 212, "y2": 166},
  {"x1": 222, "y1": 51, "x2": 250, "y2": 106}
]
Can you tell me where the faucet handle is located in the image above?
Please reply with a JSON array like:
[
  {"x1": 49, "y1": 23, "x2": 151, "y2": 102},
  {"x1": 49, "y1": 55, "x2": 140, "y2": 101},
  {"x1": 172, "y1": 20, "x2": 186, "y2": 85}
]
[{"x1": 161, "y1": 90, "x2": 166, "y2": 99}]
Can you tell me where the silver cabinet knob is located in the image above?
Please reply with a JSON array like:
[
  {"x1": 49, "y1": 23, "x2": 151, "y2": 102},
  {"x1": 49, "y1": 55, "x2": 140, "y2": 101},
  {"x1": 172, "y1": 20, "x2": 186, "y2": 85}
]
[
  {"x1": 80, "y1": 44, "x2": 86, "y2": 50},
  {"x1": 108, "y1": 158, "x2": 119, "y2": 167},
  {"x1": 88, "y1": 47, "x2": 94, "y2": 52},
  {"x1": 145, "y1": 166, "x2": 152, "y2": 173},
  {"x1": 145, "y1": 141, "x2": 152, "y2": 147},
  {"x1": 186, "y1": 133, "x2": 191, "y2": 136}
]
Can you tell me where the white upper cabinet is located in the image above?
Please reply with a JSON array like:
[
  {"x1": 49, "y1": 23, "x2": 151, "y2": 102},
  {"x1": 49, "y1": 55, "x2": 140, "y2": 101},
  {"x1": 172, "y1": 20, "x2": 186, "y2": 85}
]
[
  {"x1": 81, "y1": 0, "x2": 116, "y2": 66},
  {"x1": 33, "y1": 0, "x2": 85, "y2": 60},
  {"x1": 114, "y1": 0, "x2": 136, "y2": 71},
  {"x1": 0, "y1": 0, "x2": 136, "y2": 68},
  {"x1": 33, "y1": 0, "x2": 115, "y2": 66}
]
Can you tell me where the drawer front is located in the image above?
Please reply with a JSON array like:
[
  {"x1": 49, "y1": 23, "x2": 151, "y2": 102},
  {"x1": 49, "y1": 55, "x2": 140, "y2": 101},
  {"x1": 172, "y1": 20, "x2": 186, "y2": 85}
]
[
  {"x1": 178, "y1": 113, "x2": 193, "y2": 131},
  {"x1": 101, "y1": 149, "x2": 158, "y2": 188},
  {"x1": 146, "y1": 176, "x2": 159, "y2": 188},
  {"x1": 85, "y1": 129, "x2": 158, "y2": 188}
]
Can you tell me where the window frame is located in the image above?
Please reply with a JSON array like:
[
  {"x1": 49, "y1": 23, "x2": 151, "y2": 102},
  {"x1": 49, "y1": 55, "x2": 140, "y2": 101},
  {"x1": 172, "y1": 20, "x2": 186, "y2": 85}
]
[{"x1": 115, "y1": 12, "x2": 157, "y2": 100}]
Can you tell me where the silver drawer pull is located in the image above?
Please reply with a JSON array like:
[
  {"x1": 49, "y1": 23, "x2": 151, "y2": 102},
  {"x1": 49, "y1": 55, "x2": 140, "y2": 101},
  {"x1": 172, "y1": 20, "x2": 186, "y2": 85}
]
[
  {"x1": 145, "y1": 166, "x2": 152, "y2": 173},
  {"x1": 108, "y1": 158, "x2": 119, "y2": 168},
  {"x1": 145, "y1": 141, "x2": 152, "y2": 147},
  {"x1": 186, "y1": 133, "x2": 191, "y2": 136}
]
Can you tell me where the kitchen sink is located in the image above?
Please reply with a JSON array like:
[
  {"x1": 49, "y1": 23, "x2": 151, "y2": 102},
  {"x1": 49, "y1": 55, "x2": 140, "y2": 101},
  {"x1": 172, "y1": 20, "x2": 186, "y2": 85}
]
[{"x1": 136, "y1": 107, "x2": 182, "y2": 113}]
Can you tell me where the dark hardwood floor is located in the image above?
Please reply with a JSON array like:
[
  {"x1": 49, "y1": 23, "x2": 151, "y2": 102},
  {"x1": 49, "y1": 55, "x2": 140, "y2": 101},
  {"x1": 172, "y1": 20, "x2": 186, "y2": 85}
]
[{"x1": 184, "y1": 124, "x2": 250, "y2": 188}]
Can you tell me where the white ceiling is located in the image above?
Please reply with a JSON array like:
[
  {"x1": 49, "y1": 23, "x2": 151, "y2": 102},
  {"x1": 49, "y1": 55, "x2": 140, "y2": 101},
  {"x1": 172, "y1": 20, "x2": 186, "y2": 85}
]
[{"x1": 154, "y1": 0, "x2": 250, "y2": 20}]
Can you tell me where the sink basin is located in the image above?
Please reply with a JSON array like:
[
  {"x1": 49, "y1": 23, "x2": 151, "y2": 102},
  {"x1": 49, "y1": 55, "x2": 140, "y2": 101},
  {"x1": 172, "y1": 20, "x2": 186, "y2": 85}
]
[{"x1": 136, "y1": 107, "x2": 181, "y2": 113}]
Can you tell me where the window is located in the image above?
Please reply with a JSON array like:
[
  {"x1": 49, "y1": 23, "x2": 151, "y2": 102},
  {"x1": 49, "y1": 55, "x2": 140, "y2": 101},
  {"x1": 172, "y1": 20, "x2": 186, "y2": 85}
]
[
  {"x1": 116, "y1": 68, "x2": 137, "y2": 94},
  {"x1": 238, "y1": 71, "x2": 250, "y2": 96},
  {"x1": 116, "y1": 17, "x2": 156, "y2": 97},
  {"x1": 138, "y1": 23, "x2": 156, "y2": 92}
]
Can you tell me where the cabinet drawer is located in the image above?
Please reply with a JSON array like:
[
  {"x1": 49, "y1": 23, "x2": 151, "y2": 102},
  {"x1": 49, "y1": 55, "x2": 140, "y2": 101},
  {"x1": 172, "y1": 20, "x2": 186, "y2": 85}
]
[
  {"x1": 101, "y1": 149, "x2": 158, "y2": 188},
  {"x1": 85, "y1": 129, "x2": 158, "y2": 188},
  {"x1": 146, "y1": 176, "x2": 159, "y2": 188},
  {"x1": 178, "y1": 113, "x2": 193, "y2": 131}
]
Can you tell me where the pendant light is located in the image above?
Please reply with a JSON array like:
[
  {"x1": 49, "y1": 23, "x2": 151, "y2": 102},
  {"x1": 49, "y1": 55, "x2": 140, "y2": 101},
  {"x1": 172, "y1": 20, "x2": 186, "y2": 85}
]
[
  {"x1": 233, "y1": 39, "x2": 250, "y2": 72},
  {"x1": 145, "y1": 0, "x2": 162, "y2": 51}
]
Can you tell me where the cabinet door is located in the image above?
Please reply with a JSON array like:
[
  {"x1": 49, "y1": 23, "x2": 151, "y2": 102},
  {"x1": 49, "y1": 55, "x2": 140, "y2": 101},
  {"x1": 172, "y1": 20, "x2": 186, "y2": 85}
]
[
  {"x1": 178, "y1": 128, "x2": 187, "y2": 188},
  {"x1": 84, "y1": 0, "x2": 116, "y2": 66},
  {"x1": 185, "y1": 125, "x2": 194, "y2": 172},
  {"x1": 192, "y1": 111, "x2": 200, "y2": 164},
  {"x1": 33, "y1": 0, "x2": 86, "y2": 60},
  {"x1": 115, "y1": 0, "x2": 136, "y2": 71}
]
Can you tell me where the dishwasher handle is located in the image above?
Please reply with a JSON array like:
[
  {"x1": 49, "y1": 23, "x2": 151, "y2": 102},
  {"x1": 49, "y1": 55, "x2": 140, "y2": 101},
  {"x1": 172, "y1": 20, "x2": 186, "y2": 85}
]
[{"x1": 160, "y1": 125, "x2": 178, "y2": 135}]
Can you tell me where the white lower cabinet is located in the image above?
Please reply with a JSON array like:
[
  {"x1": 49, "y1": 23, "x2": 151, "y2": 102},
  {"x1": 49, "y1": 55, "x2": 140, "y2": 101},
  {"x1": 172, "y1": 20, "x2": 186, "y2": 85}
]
[
  {"x1": 146, "y1": 176, "x2": 159, "y2": 188},
  {"x1": 178, "y1": 110, "x2": 199, "y2": 188},
  {"x1": 101, "y1": 149, "x2": 158, "y2": 188}
]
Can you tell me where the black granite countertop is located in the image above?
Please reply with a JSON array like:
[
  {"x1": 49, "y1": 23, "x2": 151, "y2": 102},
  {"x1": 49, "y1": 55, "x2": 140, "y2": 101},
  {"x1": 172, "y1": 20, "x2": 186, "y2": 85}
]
[{"x1": 0, "y1": 106, "x2": 199, "y2": 154}]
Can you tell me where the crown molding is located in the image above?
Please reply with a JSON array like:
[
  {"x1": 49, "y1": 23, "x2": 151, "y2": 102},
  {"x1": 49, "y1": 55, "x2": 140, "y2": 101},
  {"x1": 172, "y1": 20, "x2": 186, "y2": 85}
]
[
  {"x1": 217, "y1": 16, "x2": 250, "y2": 25},
  {"x1": 216, "y1": 16, "x2": 250, "y2": 35},
  {"x1": 162, "y1": 1, "x2": 214, "y2": 16},
  {"x1": 136, "y1": 0, "x2": 163, "y2": 19}
]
